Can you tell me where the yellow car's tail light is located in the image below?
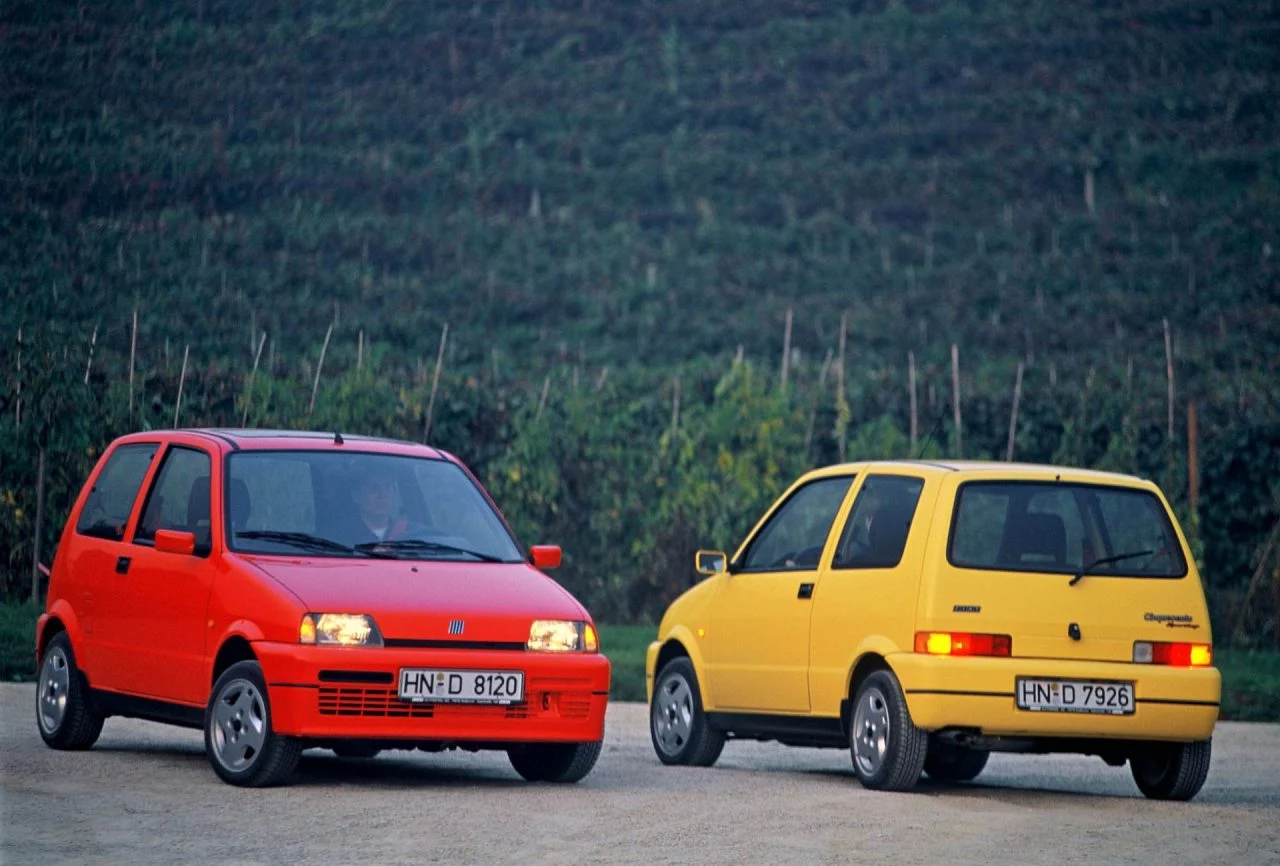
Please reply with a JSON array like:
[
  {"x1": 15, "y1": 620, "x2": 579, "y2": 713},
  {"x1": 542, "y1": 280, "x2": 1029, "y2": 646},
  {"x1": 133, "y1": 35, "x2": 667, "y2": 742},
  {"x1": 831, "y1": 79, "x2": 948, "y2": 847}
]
[
  {"x1": 1133, "y1": 641, "x2": 1212, "y2": 667},
  {"x1": 914, "y1": 631, "x2": 1012, "y2": 657}
]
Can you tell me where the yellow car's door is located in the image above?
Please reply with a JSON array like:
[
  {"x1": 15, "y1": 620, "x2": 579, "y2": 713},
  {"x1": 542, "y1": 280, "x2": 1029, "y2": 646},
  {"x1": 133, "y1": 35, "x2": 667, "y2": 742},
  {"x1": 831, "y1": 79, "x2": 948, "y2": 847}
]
[
  {"x1": 706, "y1": 475, "x2": 855, "y2": 714},
  {"x1": 808, "y1": 472, "x2": 936, "y2": 715}
]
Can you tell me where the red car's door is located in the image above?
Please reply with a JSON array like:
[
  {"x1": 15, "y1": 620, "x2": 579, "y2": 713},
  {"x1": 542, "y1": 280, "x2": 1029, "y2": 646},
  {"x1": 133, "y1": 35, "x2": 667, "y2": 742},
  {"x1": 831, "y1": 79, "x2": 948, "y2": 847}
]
[
  {"x1": 68, "y1": 441, "x2": 163, "y2": 690},
  {"x1": 113, "y1": 444, "x2": 217, "y2": 704}
]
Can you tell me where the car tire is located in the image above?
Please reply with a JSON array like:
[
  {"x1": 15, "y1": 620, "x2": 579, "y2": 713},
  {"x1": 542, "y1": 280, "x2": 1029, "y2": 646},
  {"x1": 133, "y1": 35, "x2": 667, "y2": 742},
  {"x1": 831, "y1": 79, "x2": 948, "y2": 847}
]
[
  {"x1": 205, "y1": 661, "x2": 301, "y2": 787},
  {"x1": 331, "y1": 743, "x2": 382, "y2": 759},
  {"x1": 649, "y1": 657, "x2": 725, "y2": 767},
  {"x1": 507, "y1": 740, "x2": 602, "y2": 783},
  {"x1": 923, "y1": 739, "x2": 989, "y2": 782},
  {"x1": 848, "y1": 669, "x2": 927, "y2": 791},
  {"x1": 1130, "y1": 739, "x2": 1212, "y2": 801},
  {"x1": 36, "y1": 632, "x2": 105, "y2": 750}
]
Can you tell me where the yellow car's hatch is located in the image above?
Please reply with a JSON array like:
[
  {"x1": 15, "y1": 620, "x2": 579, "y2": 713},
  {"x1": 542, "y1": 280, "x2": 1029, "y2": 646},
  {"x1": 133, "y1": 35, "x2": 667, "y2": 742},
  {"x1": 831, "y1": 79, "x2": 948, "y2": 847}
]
[{"x1": 920, "y1": 475, "x2": 1210, "y2": 662}]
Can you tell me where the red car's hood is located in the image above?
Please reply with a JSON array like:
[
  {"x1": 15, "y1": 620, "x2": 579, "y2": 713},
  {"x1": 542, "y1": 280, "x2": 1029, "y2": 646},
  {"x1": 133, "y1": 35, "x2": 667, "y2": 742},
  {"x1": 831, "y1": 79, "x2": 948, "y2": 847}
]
[{"x1": 243, "y1": 556, "x2": 587, "y2": 643}]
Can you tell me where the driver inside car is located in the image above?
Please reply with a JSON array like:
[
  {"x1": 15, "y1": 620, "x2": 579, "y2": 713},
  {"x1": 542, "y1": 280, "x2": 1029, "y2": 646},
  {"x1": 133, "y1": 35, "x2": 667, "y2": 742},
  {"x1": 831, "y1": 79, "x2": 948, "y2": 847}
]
[{"x1": 350, "y1": 468, "x2": 420, "y2": 544}]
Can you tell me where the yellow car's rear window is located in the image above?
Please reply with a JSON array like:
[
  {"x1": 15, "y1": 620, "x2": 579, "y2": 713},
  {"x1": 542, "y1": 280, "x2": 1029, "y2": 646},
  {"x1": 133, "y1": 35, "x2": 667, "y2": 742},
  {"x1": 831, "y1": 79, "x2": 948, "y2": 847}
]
[{"x1": 947, "y1": 481, "x2": 1187, "y2": 578}]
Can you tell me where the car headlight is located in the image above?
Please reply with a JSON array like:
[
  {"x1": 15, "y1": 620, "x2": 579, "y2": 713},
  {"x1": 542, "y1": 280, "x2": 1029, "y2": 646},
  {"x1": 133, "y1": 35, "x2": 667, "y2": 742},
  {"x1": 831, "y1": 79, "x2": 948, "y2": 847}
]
[
  {"x1": 299, "y1": 613, "x2": 384, "y2": 646},
  {"x1": 527, "y1": 620, "x2": 598, "y2": 652}
]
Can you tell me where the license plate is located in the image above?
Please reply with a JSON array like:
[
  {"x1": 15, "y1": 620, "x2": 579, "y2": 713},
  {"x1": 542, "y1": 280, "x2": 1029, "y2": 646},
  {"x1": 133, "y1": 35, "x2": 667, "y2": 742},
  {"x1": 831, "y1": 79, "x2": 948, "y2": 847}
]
[
  {"x1": 398, "y1": 669, "x2": 525, "y2": 705},
  {"x1": 1016, "y1": 678, "x2": 1134, "y2": 715}
]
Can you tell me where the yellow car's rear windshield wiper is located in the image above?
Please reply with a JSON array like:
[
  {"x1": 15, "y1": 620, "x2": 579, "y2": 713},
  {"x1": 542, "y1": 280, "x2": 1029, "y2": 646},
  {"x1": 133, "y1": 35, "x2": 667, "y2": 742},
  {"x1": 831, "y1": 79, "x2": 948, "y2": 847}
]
[
  {"x1": 235, "y1": 530, "x2": 355, "y2": 554},
  {"x1": 353, "y1": 539, "x2": 507, "y2": 562},
  {"x1": 1069, "y1": 549, "x2": 1156, "y2": 586}
]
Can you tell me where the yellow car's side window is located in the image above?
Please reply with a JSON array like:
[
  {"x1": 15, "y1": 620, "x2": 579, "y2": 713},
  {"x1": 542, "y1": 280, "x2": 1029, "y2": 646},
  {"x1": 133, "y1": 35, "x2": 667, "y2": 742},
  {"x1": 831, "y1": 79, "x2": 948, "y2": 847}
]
[
  {"x1": 832, "y1": 475, "x2": 924, "y2": 569},
  {"x1": 739, "y1": 476, "x2": 853, "y2": 571}
]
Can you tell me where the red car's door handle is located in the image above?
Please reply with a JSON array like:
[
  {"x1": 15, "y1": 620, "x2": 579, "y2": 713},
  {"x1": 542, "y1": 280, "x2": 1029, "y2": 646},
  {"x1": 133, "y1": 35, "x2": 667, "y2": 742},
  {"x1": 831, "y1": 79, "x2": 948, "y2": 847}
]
[
  {"x1": 797, "y1": 582, "x2": 814, "y2": 600},
  {"x1": 115, "y1": 556, "x2": 131, "y2": 575}
]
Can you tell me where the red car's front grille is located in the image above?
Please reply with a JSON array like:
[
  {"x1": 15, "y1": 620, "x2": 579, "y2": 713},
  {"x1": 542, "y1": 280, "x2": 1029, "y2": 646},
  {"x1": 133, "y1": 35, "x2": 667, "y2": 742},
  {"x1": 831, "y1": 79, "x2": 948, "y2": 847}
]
[
  {"x1": 557, "y1": 693, "x2": 593, "y2": 720},
  {"x1": 316, "y1": 686, "x2": 594, "y2": 720}
]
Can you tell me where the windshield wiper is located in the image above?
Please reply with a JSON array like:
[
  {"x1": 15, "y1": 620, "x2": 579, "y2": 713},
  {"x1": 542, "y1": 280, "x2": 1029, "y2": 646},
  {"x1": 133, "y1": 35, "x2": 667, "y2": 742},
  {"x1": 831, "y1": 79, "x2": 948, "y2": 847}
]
[
  {"x1": 235, "y1": 530, "x2": 355, "y2": 554},
  {"x1": 1069, "y1": 549, "x2": 1155, "y2": 586},
  {"x1": 353, "y1": 539, "x2": 506, "y2": 562}
]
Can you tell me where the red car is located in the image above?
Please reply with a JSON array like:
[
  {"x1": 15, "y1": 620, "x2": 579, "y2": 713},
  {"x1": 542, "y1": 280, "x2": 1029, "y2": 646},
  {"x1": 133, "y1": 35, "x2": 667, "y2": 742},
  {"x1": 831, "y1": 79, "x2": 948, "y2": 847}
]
[{"x1": 35, "y1": 430, "x2": 609, "y2": 786}]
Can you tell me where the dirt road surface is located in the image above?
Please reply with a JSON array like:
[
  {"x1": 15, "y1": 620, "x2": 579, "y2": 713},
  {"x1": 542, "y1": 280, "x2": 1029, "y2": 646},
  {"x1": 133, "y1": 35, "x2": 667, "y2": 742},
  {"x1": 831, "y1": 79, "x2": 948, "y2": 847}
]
[{"x1": 2, "y1": 683, "x2": 1278, "y2": 865}]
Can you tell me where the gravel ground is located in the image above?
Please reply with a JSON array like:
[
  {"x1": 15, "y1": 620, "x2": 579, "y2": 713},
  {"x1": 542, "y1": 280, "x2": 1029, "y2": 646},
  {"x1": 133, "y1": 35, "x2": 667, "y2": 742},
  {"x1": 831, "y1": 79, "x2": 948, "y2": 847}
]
[{"x1": 2, "y1": 683, "x2": 1278, "y2": 865}]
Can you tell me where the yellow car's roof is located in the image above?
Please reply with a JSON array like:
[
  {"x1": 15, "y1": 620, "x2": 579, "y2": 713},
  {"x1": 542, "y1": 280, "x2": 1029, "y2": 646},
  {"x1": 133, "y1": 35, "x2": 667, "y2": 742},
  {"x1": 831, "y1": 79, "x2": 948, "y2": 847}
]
[{"x1": 802, "y1": 460, "x2": 1152, "y2": 489}]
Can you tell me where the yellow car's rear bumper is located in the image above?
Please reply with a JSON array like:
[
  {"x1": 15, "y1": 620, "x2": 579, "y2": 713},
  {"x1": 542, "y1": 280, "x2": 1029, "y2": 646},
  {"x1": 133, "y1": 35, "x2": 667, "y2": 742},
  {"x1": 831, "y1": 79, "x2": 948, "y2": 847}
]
[{"x1": 893, "y1": 654, "x2": 1220, "y2": 742}]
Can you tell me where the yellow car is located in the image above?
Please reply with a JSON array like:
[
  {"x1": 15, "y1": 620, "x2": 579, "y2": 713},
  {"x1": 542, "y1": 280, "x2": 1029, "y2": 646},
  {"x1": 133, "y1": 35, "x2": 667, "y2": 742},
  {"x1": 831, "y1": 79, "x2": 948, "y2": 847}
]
[{"x1": 646, "y1": 461, "x2": 1220, "y2": 799}]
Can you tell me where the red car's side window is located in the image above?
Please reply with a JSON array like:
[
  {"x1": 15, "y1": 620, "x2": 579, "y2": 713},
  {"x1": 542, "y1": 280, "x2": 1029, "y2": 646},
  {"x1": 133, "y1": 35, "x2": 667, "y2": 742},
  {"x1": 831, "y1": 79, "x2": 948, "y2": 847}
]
[
  {"x1": 75, "y1": 444, "x2": 160, "y2": 541},
  {"x1": 135, "y1": 446, "x2": 213, "y2": 555}
]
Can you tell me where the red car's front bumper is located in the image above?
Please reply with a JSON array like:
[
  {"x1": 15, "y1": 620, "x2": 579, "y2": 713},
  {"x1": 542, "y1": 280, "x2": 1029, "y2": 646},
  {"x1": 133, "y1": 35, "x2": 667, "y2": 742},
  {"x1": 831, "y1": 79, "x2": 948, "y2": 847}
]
[{"x1": 255, "y1": 642, "x2": 610, "y2": 744}]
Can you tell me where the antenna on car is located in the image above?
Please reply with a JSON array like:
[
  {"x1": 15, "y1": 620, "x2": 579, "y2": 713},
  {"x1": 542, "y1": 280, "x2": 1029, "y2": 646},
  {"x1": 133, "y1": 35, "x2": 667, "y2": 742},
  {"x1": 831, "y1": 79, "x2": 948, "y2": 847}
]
[
  {"x1": 916, "y1": 414, "x2": 944, "y2": 459},
  {"x1": 334, "y1": 431, "x2": 344, "y2": 445}
]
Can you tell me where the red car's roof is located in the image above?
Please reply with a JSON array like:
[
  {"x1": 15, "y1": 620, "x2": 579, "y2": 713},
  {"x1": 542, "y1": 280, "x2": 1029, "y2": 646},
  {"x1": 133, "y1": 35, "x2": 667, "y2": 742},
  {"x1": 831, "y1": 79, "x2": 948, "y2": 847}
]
[{"x1": 114, "y1": 428, "x2": 450, "y2": 459}]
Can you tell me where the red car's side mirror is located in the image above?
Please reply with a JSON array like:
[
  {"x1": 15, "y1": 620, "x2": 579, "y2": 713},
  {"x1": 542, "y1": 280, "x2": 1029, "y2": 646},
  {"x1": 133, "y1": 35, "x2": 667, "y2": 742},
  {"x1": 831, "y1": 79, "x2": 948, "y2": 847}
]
[
  {"x1": 154, "y1": 529, "x2": 196, "y2": 556},
  {"x1": 530, "y1": 545, "x2": 562, "y2": 570}
]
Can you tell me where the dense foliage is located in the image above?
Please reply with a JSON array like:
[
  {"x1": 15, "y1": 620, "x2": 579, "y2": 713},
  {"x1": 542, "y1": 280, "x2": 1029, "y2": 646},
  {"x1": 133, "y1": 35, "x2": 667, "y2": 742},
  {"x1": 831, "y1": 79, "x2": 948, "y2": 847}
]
[{"x1": 2, "y1": 0, "x2": 1278, "y2": 639}]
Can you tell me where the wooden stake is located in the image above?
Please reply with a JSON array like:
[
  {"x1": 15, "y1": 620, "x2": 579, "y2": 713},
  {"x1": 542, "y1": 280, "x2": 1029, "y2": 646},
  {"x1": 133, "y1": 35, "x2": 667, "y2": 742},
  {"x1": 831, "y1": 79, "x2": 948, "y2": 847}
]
[
  {"x1": 837, "y1": 313, "x2": 847, "y2": 397},
  {"x1": 535, "y1": 374, "x2": 551, "y2": 420},
  {"x1": 31, "y1": 446, "x2": 45, "y2": 606},
  {"x1": 595, "y1": 366, "x2": 609, "y2": 390},
  {"x1": 128, "y1": 309, "x2": 137, "y2": 422},
  {"x1": 671, "y1": 375, "x2": 681, "y2": 433},
  {"x1": 780, "y1": 307, "x2": 792, "y2": 394},
  {"x1": 423, "y1": 323, "x2": 449, "y2": 442},
  {"x1": 357, "y1": 329, "x2": 364, "y2": 373},
  {"x1": 908, "y1": 351, "x2": 918, "y2": 453},
  {"x1": 174, "y1": 345, "x2": 190, "y2": 428},
  {"x1": 1163, "y1": 318, "x2": 1175, "y2": 444},
  {"x1": 951, "y1": 343, "x2": 963, "y2": 457},
  {"x1": 837, "y1": 313, "x2": 848, "y2": 462},
  {"x1": 309, "y1": 324, "x2": 333, "y2": 416},
  {"x1": 1006, "y1": 362, "x2": 1024, "y2": 462},
  {"x1": 1187, "y1": 400, "x2": 1199, "y2": 515},
  {"x1": 242, "y1": 332, "x2": 266, "y2": 427},
  {"x1": 83, "y1": 324, "x2": 98, "y2": 384},
  {"x1": 1273, "y1": 567, "x2": 1280, "y2": 652},
  {"x1": 819, "y1": 348, "x2": 833, "y2": 386},
  {"x1": 15, "y1": 327, "x2": 22, "y2": 427}
]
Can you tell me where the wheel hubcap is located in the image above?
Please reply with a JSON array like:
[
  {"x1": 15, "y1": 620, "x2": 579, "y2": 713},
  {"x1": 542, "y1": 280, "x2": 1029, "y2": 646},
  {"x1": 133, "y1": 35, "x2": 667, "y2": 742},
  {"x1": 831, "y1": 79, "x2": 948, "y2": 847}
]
[
  {"x1": 652, "y1": 673, "x2": 694, "y2": 756},
  {"x1": 210, "y1": 678, "x2": 268, "y2": 771},
  {"x1": 37, "y1": 647, "x2": 71, "y2": 734},
  {"x1": 852, "y1": 685, "x2": 891, "y2": 776}
]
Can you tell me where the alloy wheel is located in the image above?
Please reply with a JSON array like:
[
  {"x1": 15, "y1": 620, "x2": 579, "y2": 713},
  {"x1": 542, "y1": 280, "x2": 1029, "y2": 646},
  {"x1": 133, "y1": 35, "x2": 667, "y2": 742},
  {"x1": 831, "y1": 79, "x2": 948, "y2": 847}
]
[{"x1": 852, "y1": 684, "x2": 891, "y2": 776}]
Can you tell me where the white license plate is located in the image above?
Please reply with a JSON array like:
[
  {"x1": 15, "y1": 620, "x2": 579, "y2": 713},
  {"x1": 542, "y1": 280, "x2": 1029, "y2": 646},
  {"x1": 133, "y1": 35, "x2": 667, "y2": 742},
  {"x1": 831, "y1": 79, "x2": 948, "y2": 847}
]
[
  {"x1": 1016, "y1": 678, "x2": 1135, "y2": 715},
  {"x1": 398, "y1": 669, "x2": 525, "y2": 705}
]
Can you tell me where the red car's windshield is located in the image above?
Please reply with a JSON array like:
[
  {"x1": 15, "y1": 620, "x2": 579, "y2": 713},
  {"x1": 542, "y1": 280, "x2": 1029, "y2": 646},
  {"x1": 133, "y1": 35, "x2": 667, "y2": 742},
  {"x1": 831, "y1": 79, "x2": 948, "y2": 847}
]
[{"x1": 225, "y1": 450, "x2": 524, "y2": 562}]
